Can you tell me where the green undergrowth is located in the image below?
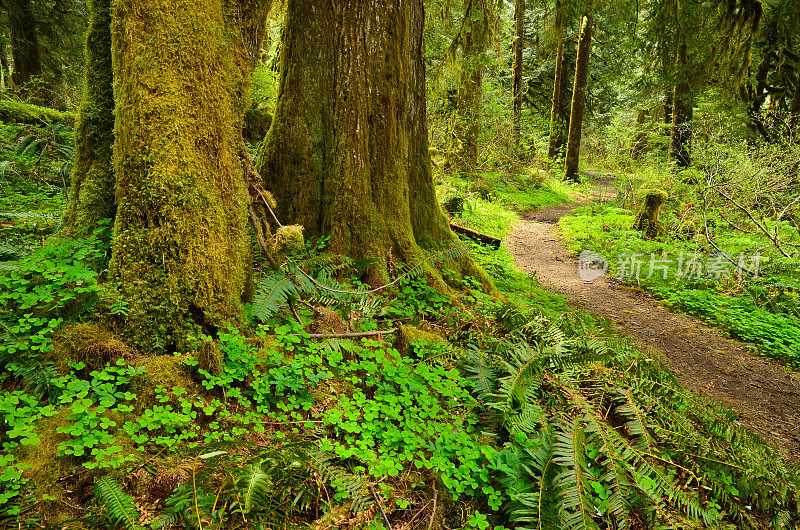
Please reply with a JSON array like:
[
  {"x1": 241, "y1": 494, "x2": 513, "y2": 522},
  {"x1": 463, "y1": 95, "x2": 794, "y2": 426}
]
[
  {"x1": 0, "y1": 120, "x2": 72, "y2": 266},
  {"x1": 0, "y1": 180, "x2": 799, "y2": 528},
  {"x1": 437, "y1": 170, "x2": 573, "y2": 239},
  {"x1": 560, "y1": 203, "x2": 800, "y2": 366}
]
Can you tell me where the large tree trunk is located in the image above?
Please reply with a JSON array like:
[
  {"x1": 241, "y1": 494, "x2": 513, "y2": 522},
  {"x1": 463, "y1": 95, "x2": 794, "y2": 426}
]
[
  {"x1": 109, "y1": 0, "x2": 270, "y2": 352},
  {"x1": 259, "y1": 0, "x2": 490, "y2": 290},
  {"x1": 564, "y1": 14, "x2": 592, "y2": 182},
  {"x1": 547, "y1": 0, "x2": 566, "y2": 159},
  {"x1": 670, "y1": 40, "x2": 693, "y2": 168},
  {"x1": 63, "y1": 0, "x2": 115, "y2": 234},
  {"x1": 512, "y1": 0, "x2": 524, "y2": 149},
  {"x1": 4, "y1": 0, "x2": 42, "y2": 91}
]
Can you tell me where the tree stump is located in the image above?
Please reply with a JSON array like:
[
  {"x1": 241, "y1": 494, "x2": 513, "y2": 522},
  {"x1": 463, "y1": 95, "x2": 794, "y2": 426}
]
[{"x1": 634, "y1": 189, "x2": 668, "y2": 238}]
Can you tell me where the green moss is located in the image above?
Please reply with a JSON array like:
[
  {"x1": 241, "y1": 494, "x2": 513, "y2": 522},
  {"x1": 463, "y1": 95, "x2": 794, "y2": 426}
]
[
  {"x1": 51, "y1": 323, "x2": 133, "y2": 374},
  {"x1": 130, "y1": 354, "x2": 201, "y2": 413},
  {"x1": 63, "y1": 0, "x2": 116, "y2": 234},
  {"x1": 270, "y1": 224, "x2": 305, "y2": 254},
  {"x1": 108, "y1": 0, "x2": 270, "y2": 352},
  {"x1": 394, "y1": 324, "x2": 447, "y2": 357},
  {"x1": 634, "y1": 189, "x2": 668, "y2": 238},
  {"x1": 0, "y1": 100, "x2": 75, "y2": 125}
]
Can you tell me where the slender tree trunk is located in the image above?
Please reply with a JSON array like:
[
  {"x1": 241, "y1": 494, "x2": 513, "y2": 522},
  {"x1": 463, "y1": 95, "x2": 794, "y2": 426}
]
[
  {"x1": 790, "y1": 76, "x2": 800, "y2": 131},
  {"x1": 259, "y1": 0, "x2": 491, "y2": 291},
  {"x1": 4, "y1": 0, "x2": 42, "y2": 91},
  {"x1": 64, "y1": 0, "x2": 115, "y2": 233},
  {"x1": 512, "y1": 0, "x2": 525, "y2": 149},
  {"x1": 547, "y1": 0, "x2": 565, "y2": 159},
  {"x1": 0, "y1": 40, "x2": 10, "y2": 88},
  {"x1": 663, "y1": 89, "x2": 672, "y2": 136},
  {"x1": 670, "y1": 39, "x2": 693, "y2": 168},
  {"x1": 109, "y1": 0, "x2": 270, "y2": 352},
  {"x1": 564, "y1": 14, "x2": 592, "y2": 182}
]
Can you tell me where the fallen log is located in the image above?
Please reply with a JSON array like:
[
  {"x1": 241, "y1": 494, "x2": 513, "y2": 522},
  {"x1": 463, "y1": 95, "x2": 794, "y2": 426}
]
[{"x1": 449, "y1": 222, "x2": 501, "y2": 249}]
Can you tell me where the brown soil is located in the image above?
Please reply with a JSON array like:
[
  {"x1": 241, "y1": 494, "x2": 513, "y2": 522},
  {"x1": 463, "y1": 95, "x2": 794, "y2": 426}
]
[{"x1": 508, "y1": 204, "x2": 800, "y2": 460}]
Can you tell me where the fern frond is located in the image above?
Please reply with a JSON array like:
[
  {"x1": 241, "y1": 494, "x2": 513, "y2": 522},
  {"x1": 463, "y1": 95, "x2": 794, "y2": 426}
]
[{"x1": 94, "y1": 476, "x2": 140, "y2": 530}]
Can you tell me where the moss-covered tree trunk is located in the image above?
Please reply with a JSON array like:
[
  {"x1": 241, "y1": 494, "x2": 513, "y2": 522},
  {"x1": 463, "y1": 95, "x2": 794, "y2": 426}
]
[
  {"x1": 512, "y1": 0, "x2": 524, "y2": 149},
  {"x1": 670, "y1": 40, "x2": 693, "y2": 168},
  {"x1": 564, "y1": 14, "x2": 592, "y2": 182},
  {"x1": 3, "y1": 0, "x2": 42, "y2": 90},
  {"x1": 63, "y1": 0, "x2": 115, "y2": 233},
  {"x1": 259, "y1": 0, "x2": 490, "y2": 290},
  {"x1": 109, "y1": 0, "x2": 270, "y2": 352},
  {"x1": 455, "y1": 0, "x2": 490, "y2": 173},
  {"x1": 547, "y1": 0, "x2": 567, "y2": 159}
]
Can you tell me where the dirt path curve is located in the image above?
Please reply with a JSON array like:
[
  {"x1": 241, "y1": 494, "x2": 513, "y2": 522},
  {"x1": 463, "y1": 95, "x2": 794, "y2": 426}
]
[{"x1": 507, "y1": 204, "x2": 800, "y2": 459}]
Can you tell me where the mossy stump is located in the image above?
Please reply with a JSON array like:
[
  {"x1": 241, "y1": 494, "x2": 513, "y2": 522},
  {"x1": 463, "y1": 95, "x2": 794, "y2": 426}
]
[{"x1": 634, "y1": 189, "x2": 668, "y2": 238}]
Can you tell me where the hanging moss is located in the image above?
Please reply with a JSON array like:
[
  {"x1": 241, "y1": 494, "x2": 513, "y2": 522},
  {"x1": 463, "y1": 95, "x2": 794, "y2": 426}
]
[
  {"x1": 634, "y1": 189, "x2": 668, "y2": 238},
  {"x1": 109, "y1": 0, "x2": 271, "y2": 353},
  {"x1": 63, "y1": 0, "x2": 116, "y2": 234}
]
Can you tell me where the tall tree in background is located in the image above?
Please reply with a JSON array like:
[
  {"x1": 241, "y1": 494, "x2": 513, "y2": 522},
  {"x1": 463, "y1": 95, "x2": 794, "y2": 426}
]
[
  {"x1": 63, "y1": 0, "x2": 114, "y2": 233},
  {"x1": 0, "y1": 0, "x2": 42, "y2": 89},
  {"x1": 512, "y1": 0, "x2": 524, "y2": 148},
  {"x1": 663, "y1": 0, "x2": 762, "y2": 167},
  {"x1": 564, "y1": 13, "x2": 592, "y2": 182},
  {"x1": 454, "y1": 0, "x2": 496, "y2": 171},
  {"x1": 260, "y1": 0, "x2": 490, "y2": 290},
  {"x1": 107, "y1": 0, "x2": 271, "y2": 352},
  {"x1": 547, "y1": 0, "x2": 567, "y2": 159},
  {"x1": 669, "y1": 35, "x2": 692, "y2": 167}
]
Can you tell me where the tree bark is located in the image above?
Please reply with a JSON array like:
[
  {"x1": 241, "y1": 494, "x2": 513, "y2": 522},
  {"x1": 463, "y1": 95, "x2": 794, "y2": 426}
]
[
  {"x1": 670, "y1": 40, "x2": 693, "y2": 168},
  {"x1": 3, "y1": 0, "x2": 42, "y2": 90},
  {"x1": 564, "y1": 14, "x2": 592, "y2": 182},
  {"x1": 64, "y1": 0, "x2": 115, "y2": 234},
  {"x1": 512, "y1": 0, "x2": 524, "y2": 149},
  {"x1": 109, "y1": 0, "x2": 270, "y2": 352},
  {"x1": 259, "y1": 0, "x2": 491, "y2": 291},
  {"x1": 547, "y1": 0, "x2": 566, "y2": 159}
]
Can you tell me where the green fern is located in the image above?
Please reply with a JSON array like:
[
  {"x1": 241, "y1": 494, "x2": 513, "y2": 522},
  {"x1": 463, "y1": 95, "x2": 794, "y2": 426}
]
[{"x1": 94, "y1": 476, "x2": 140, "y2": 530}]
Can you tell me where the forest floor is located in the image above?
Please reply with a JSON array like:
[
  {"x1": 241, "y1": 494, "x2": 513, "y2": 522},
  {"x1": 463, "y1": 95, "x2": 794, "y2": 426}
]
[{"x1": 507, "y1": 196, "x2": 800, "y2": 460}]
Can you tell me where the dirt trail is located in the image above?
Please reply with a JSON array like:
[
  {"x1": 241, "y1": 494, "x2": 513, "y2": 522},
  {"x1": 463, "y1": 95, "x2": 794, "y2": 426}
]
[{"x1": 507, "y1": 204, "x2": 800, "y2": 459}]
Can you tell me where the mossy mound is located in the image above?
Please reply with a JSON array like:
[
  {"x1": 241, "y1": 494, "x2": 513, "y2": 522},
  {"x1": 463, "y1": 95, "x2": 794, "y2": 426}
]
[
  {"x1": 394, "y1": 324, "x2": 447, "y2": 357},
  {"x1": 270, "y1": 224, "x2": 305, "y2": 254},
  {"x1": 52, "y1": 323, "x2": 134, "y2": 373},
  {"x1": 308, "y1": 307, "x2": 348, "y2": 335},
  {"x1": 130, "y1": 354, "x2": 201, "y2": 413}
]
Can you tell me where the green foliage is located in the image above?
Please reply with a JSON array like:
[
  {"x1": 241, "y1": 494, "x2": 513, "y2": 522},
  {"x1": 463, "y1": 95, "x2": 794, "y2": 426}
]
[
  {"x1": 463, "y1": 315, "x2": 800, "y2": 528},
  {"x1": 560, "y1": 203, "x2": 800, "y2": 364},
  {"x1": 0, "y1": 223, "x2": 109, "y2": 396},
  {"x1": 94, "y1": 476, "x2": 140, "y2": 530}
]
